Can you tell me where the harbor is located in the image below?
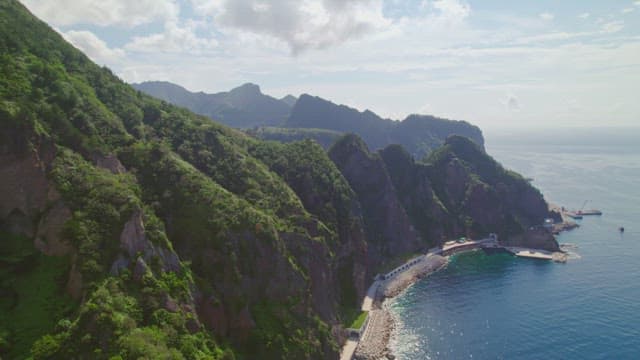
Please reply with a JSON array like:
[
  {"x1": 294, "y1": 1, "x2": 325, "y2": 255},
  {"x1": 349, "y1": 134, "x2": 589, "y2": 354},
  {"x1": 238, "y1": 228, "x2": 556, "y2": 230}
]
[{"x1": 342, "y1": 233, "x2": 568, "y2": 360}]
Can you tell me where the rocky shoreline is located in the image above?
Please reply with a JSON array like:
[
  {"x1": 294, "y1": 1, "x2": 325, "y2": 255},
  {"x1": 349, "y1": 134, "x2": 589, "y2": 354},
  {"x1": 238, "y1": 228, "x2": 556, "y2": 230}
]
[{"x1": 353, "y1": 255, "x2": 448, "y2": 360}]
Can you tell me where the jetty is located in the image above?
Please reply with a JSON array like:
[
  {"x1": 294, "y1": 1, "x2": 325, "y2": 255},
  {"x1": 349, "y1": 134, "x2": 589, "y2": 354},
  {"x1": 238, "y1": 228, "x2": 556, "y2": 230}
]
[{"x1": 563, "y1": 200, "x2": 603, "y2": 219}]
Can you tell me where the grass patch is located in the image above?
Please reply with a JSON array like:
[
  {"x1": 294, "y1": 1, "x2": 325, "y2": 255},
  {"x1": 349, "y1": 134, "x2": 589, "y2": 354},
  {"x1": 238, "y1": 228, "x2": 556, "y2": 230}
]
[
  {"x1": 0, "y1": 232, "x2": 76, "y2": 358},
  {"x1": 349, "y1": 312, "x2": 368, "y2": 330}
]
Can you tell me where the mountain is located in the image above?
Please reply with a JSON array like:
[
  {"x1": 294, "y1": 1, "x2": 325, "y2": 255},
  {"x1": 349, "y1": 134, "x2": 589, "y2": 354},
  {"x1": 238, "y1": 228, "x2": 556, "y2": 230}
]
[
  {"x1": 0, "y1": 2, "x2": 362, "y2": 358},
  {"x1": 280, "y1": 95, "x2": 297, "y2": 107},
  {"x1": 135, "y1": 83, "x2": 483, "y2": 160},
  {"x1": 380, "y1": 136, "x2": 559, "y2": 251},
  {"x1": 132, "y1": 81, "x2": 292, "y2": 128},
  {"x1": 0, "y1": 1, "x2": 556, "y2": 359},
  {"x1": 285, "y1": 94, "x2": 485, "y2": 159}
]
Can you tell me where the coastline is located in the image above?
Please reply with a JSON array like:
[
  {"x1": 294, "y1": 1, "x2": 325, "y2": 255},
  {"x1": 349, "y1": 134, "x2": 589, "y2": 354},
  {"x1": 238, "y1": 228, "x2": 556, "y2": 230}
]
[
  {"x1": 353, "y1": 254, "x2": 448, "y2": 360},
  {"x1": 350, "y1": 214, "x2": 578, "y2": 359}
]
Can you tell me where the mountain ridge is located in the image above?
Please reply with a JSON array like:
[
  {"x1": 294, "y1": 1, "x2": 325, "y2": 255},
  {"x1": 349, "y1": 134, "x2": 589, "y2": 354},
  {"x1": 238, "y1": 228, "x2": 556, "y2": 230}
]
[
  {"x1": 132, "y1": 81, "x2": 292, "y2": 128},
  {"x1": 134, "y1": 81, "x2": 484, "y2": 158}
]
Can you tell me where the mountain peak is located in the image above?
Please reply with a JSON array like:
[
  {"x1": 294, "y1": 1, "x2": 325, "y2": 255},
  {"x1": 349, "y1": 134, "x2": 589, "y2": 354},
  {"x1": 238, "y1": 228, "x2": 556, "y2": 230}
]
[
  {"x1": 230, "y1": 82, "x2": 262, "y2": 95},
  {"x1": 280, "y1": 94, "x2": 297, "y2": 107}
]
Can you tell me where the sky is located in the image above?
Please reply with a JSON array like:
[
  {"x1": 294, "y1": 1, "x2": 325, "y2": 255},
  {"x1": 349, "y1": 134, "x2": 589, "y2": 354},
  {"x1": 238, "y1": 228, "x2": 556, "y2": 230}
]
[{"x1": 22, "y1": 0, "x2": 640, "y2": 129}]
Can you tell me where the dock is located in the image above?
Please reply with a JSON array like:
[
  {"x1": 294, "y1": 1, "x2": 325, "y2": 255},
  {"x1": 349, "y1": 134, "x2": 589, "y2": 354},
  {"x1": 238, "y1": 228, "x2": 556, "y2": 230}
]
[{"x1": 505, "y1": 247, "x2": 554, "y2": 260}]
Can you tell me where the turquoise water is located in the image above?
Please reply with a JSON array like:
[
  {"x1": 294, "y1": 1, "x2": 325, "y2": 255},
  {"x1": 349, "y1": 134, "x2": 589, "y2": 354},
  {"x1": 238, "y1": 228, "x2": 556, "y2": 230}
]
[{"x1": 389, "y1": 128, "x2": 640, "y2": 359}]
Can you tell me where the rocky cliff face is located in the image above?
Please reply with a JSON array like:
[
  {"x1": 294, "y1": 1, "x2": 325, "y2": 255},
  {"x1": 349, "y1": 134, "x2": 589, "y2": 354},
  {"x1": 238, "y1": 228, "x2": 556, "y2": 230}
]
[
  {"x1": 379, "y1": 144, "x2": 452, "y2": 244},
  {"x1": 329, "y1": 135, "x2": 421, "y2": 270},
  {"x1": 330, "y1": 134, "x2": 558, "y2": 253},
  {"x1": 424, "y1": 135, "x2": 558, "y2": 250}
]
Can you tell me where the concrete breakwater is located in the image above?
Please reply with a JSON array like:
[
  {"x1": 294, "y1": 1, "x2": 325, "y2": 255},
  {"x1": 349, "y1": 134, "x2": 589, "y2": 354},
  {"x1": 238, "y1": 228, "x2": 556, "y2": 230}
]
[{"x1": 351, "y1": 254, "x2": 448, "y2": 360}]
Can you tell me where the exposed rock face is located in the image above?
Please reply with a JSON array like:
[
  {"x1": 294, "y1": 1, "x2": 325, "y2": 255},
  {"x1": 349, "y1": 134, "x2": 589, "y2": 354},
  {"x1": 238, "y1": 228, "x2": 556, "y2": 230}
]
[
  {"x1": 0, "y1": 132, "x2": 79, "y2": 298},
  {"x1": 95, "y1": 154, "x2": 126, "y2": 174},
  {"x1": 379, "y1": 145, "x2": 450, "y2": 245},
  {"x1": 0, "y1": 135, "x2": 55, "y2": 237},
  {"x1": 356, "y1": 136, "x2": 556, "y2": 250},
  {"x1": 113, "y1": 209, "x2": 181, "y2": 273},
  {"x1": 34, "y1": 201, "x2": 73, "y2": 256},
  {"x1": 329, "y1": 135, "x2": 420, "y2": 270},
  {"x1": 503, "y1": 227, "x2": 560, "y2": 252},
  {"x1": 248, "y1": 140, "x2": 370, "y2": 319}
]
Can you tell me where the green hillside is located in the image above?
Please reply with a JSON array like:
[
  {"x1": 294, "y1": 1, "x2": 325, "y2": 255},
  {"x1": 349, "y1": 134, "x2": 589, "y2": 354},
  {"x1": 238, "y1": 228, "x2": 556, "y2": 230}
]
[{"x1": 0, "y1": 1, "x2": 360, "y2": 358}]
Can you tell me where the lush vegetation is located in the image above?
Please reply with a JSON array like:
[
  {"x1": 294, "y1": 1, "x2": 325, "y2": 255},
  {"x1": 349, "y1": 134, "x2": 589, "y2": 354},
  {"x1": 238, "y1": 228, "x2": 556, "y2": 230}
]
[
  {"x1": 246, "y1": 127, "x2": 342, "y2": 149},
  {"x1": 0, "y1": 1, "x2": 357, "y2": 358},
  {"x1": 0, "y1": 232, "x2": 75, "y2": 358}
]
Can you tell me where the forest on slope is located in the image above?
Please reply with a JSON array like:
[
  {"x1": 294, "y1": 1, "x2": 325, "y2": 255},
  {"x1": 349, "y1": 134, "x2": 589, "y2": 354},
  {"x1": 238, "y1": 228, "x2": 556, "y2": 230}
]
[{"x1": 0, "y1": 1, "x2": 555, "y2": 359}]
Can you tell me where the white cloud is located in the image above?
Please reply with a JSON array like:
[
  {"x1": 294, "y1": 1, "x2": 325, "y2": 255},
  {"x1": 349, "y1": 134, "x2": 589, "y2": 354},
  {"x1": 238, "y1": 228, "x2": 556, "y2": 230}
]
[
  {"x1": 62, "y1": 30, "x2": 124, "y2": 64},
  {"x1": 601, "y1": 21, "x2": 624, "y2": 34},
  {"x1": 635, "y1": 1, "x2": 640, "y2": 7},
  {"x1": 125, "y1": 20, "x2": 218, "y2": 53},
  {"x1": 22, "y1": 0, "x2": 178, "y2": 27},
  {"x1": 431, "y1": 0, "x2": 471, "y2": 21},
  {"x1": 191, "y1": 0, "x2": 389, "y2": 54},
  {"x1": 539, "y1": 12, "x2": 554, "y2": 21},
  {"x1": 578, "y1": 13, "x2": 590, "y2": 19},
  {"x1": 622, "y1": 7, "x2": 635, "y2": 13}
]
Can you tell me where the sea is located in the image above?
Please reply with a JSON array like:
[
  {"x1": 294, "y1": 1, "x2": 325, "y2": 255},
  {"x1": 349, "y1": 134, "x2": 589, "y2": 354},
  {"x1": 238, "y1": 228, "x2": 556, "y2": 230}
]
[{"x1": 389, "y1": 127, "x2": 640, "y2": 359}]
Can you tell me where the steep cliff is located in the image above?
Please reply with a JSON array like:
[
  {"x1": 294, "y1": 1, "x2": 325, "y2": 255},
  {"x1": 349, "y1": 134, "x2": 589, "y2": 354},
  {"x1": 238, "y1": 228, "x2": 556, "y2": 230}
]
[
  {"x1": 424, "y1": 136, "x2": 558, "y2": 250},
  {"x1": 329, "y1": 135, "x2": 421, "y2": 270}
]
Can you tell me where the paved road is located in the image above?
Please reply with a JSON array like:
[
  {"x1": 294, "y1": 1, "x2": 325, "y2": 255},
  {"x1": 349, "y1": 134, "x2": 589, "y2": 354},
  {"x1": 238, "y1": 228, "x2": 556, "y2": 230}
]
[
  {"x1": 361, "y1": 280, "x2": 380, "y2": 311},
  {"x1": 340, "y1": 339, "x2": 358, "y2": 360}
]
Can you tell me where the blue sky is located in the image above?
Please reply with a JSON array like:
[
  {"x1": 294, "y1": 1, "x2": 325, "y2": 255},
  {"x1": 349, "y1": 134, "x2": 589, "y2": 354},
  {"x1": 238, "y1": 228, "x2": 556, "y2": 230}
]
[{"x1": 22, "y1": 0, "x2": 640, "y2": 129}]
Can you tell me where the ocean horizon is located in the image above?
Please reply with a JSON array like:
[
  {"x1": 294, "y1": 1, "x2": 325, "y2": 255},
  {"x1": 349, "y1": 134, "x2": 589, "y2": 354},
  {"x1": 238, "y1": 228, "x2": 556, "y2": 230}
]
[{"x1": 389, "y1": 127, "x2": 640, "y2": 359}]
